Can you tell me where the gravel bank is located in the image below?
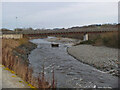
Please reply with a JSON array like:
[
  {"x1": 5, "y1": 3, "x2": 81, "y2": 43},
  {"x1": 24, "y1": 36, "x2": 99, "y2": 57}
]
[
  {"x1": 46, "y1": 37, "x2": 80, "y2": 44},
  {"x1": 67, "y1": 45, "x2": 119, "y2": 76}
]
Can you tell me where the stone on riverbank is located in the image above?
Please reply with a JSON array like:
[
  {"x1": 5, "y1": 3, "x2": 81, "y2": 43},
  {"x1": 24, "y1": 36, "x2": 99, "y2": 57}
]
[{"x1": 67, "y1": 45, "x2": 119, "y2": 76}]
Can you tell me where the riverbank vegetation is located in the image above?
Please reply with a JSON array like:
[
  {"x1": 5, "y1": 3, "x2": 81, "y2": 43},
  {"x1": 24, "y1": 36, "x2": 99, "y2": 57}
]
[
  {"x1": 79, "y1": 31, "x2": 119, "y2": 49},
  {"x1": 1, "y1": 24, "x2": 119, "y2": 49},
  {"x1": 56, "y1": 24, "x2": 119, "y2": 49},
  {"x1": 2, "y1": 38, "x2": 55, "y2": 88}
]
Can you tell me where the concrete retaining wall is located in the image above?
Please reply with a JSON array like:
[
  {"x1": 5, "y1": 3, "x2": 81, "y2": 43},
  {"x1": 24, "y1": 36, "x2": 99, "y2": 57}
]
[{"x1": 0, "y1": 34, "x2": 23, "y2": 39}]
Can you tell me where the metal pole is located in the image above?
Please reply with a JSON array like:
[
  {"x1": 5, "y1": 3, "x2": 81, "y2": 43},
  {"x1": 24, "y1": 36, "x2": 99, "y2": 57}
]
[
  {"x1": 16, "y1": 17, "x2": 18, "y2": 34},
  {"x1": 16, "y1": 17, "x2": 18, "y2": 28}
]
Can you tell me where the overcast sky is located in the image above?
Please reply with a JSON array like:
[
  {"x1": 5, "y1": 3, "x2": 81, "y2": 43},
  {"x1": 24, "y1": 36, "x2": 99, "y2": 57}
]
[{"x1": 2, "y1": 2, "x2": 118, "y2": 29}]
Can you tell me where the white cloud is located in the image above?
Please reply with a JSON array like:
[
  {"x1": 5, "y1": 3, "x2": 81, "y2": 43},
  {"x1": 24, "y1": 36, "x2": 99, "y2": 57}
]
[
  {"x1": 1, "y1": 0, "x2": 119, "y2": 2},
  {"x1": 23, "y1": 2, "x2": 118, "y2": 27},
  {"x1": 2, "y1": 2, "x2": 118, "y2": 29}
]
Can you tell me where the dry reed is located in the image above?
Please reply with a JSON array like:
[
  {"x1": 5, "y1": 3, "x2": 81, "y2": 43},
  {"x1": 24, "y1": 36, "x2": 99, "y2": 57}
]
[{"x1": 2, "y1": 39, "x2": 56, "y2": 88}]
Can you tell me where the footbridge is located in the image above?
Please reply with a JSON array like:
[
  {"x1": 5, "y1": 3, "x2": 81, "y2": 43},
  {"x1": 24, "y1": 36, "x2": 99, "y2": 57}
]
[
  {"x1": 23, "y1": 28, "x2": 117, "y2": 40},
  {"x1": 2, "y1": 26, "x2": 118, "y2": 40}
]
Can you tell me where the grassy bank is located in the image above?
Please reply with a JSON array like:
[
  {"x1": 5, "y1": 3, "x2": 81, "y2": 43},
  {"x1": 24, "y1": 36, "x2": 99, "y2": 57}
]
[
  {"x1": 77, "y1": 31, "x2": 119, "y2": 49},
  {"x1": 2, "y1": 38, "x2": 55, "y2": 88}
]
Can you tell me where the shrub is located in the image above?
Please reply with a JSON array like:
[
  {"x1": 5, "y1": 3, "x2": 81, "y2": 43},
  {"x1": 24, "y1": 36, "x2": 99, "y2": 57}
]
[
  {"x1": 80, "y1": 40, "x2": 95, "y2": 44},
  {"x1": 101, "y1": 32, "x2": 118, "y2": 48},
  {"x1": 2, "y1": 39, "x2": 52, "y2": 88},
  {"x1": 79, "y1": 32, "x2": 119, "y2": 49}
]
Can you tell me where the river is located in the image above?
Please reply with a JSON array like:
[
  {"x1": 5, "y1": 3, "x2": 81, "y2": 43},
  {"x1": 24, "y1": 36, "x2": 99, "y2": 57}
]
[{"x1": 28, "y1": 38, "x2": 118, "y2": 88}]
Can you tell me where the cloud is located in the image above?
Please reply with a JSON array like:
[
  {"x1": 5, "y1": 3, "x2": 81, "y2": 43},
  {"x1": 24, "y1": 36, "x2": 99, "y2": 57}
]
[
  {"x1": 2, "y1": 2, "x2": 118, "y2": 29},
  {"x1": 1, "y1": 0, "x2": 119, "y2": 2}
]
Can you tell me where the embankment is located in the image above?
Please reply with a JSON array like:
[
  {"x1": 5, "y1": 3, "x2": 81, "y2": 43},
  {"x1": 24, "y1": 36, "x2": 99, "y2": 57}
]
[
  {"x1": 67, "y1": 45, "x2": 119, "y2": 77},
  {"x1": 1, "y1": 64, "x2": 30, "y2": 88},
  {"x1": 2, "y1": 38, "x2": 51, "y2": 88}
]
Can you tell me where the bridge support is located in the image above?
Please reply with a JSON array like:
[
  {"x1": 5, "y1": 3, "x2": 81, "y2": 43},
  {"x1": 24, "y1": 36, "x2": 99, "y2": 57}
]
[{"x1": 83, "y1": 33, "x2": 88, "y2": 41}]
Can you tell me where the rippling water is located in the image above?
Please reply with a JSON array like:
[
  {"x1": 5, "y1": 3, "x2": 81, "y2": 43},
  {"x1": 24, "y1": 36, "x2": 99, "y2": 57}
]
[{"x1": 28, "y1": 38, "x2": 118, "y2": 88}]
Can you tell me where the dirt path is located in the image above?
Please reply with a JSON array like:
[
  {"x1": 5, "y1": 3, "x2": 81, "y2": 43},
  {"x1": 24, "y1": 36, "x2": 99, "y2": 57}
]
[{"x1": 0, "y1": 64, "x2": 30, "y2": 88}]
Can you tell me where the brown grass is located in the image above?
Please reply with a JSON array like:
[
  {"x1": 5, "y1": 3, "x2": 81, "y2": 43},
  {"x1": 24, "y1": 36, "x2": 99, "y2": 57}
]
[
  {"x1": 1, "y1": 38, "x2": 55, "y2": 88},
  {"x1": 18, "y1": 38, "x2": 29, "y2": 45},
  {"x1": 76, "y1": 31, "x2": 119, "y2": 49},
  {"x1": 93, "y1": 32, "x2": 119, "y2": 48}
]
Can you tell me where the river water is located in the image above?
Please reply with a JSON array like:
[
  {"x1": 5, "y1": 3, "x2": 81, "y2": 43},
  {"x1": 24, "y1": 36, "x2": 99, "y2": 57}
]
[{"x1": 28, "y1": 38, "x2": 118, "y2": 88}]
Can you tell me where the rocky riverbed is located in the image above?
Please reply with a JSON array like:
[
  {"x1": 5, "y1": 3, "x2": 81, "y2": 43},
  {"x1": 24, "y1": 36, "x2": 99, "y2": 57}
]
[
  {"x1": 46, "y1": 37, "x2": 80, "y2": 45},
  {"x1": 46, "y1": 37, "x2": 119, "y2": 77},
  {"x1": 29, "y1": 38, "x2": 119, "y2": 88},
  {"x1": 67, "y1": 45, "x2": 119, "y2": 77}
]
